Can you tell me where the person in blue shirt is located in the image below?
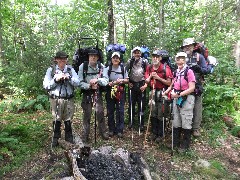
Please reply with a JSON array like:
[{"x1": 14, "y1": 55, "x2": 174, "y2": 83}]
[{"x1": 181, "y1": 38, "x2": 208, "y2": 137}]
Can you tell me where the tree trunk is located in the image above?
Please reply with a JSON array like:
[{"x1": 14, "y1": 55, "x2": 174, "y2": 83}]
[
  {"x1": 159, "y1": 0, "x2": 164, "y2": 47},
  {"x1": 0, "y1": 1, "x2": 3, "y2": 66},
  {"x1": 235, "y1": 0, "x2": 240, "y2": 68},
  {"x1": 107, "y1": 0, "x2": 114, "y2": 44}
]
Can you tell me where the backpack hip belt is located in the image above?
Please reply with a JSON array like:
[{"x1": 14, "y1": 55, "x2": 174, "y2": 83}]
[{"x1": 50, "y1": 94, "x2": 74, "y2": 99}]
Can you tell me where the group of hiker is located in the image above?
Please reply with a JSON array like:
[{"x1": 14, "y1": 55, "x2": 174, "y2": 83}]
[{"x1": 43, "y1": 37, "x2": 211, "y2": 152}]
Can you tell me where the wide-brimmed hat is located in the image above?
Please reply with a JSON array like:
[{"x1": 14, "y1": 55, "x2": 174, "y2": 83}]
[
  {"x1": 181, "y1": 38, "x2": 196, "y2": 48},
  {"x1": 88, "y1": 48, "x2": 99, "y2": 55},
  {"x1": 111, "y1": 51, "x2": 120, "y2": 58},
  {"x1": 55, "y1": 51, "x2": 68, "y2": 58}
]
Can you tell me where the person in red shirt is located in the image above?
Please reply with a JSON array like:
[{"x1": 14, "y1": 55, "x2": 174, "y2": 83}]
[{"x1": 145, "y1": 50, "x2": 173, "y2": 143}]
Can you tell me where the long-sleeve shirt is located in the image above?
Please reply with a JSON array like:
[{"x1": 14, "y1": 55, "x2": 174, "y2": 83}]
[
  {"x1": 78, "y1": 62, "x2": 109, "y2": 90},
  {"x1": 187, "y1": 53, "x2": 208, "y2": 75},
  {"x1": 43, "y1": 65, "x2": 80, "y2": 97}
]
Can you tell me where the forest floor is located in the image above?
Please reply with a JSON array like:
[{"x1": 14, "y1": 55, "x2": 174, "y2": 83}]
[{"x1": 2, "y1": 105, "x2": 240, "y2": 180}]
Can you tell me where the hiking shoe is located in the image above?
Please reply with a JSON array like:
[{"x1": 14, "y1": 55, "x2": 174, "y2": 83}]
[
  {"x1": 155, "y1": 137, "x2": 163, "y2": 144},
  {"x1": 102, "y1": 132, "x2": 109, "y2": 140},
  {"x1": 108, "y1": 131, "x2": 114, "y2": 137},
  {"x1": 117, "y1": 133, "x2": 123, "y2": 138},
  {"x1": 140, "y1": 125, "x2": 145, "y2": 132},
  {"x1": 193, "y1": 129, "x2": 201, "y2": 137},
  {"x1": 150, "y1": 134, "x2": 157, "y2": 141}
]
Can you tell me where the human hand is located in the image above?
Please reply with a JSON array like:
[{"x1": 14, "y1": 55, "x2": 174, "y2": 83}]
[{"x1": 140, "y1": 84, "x2": 147, "y2": 92}]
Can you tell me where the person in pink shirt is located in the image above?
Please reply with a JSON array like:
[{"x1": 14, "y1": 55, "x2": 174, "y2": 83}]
[{"x1": 163, "y1": 52, "x2": 196, "y2": 152}]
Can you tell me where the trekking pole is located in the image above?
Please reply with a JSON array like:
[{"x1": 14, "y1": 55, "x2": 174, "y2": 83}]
[
  {"x1": 170, "y1": 101, "x2": 174, "y2": 156},
  {"x1": 139, "y1": 92, "x2": 143, "y2": 136},
  {"x1": 93, "y1": 89, "x2": 98, "y2": 145},
  {"x1": 51, "y1": 81, "x2": 63, "y2": 152},
  {"x1": 144, "y1": 80, "x2": 155, "y2": 148},
  {"x1": 162, "y1": 88, "x2": 165, "y2": 139},
  {"x1": 129, "y1": 88, "x2": 133, "y2": 142}
]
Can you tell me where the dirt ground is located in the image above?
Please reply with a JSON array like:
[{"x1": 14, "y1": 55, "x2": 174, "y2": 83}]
[{"x1": 3, "y1": 116, "x2": 240, "y2": 180}]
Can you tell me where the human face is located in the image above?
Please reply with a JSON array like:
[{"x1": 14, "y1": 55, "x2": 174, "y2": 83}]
[
  {"x1": 89, "y1": 54, "x2": 99, "y2": 66},
  {"x1": 111, "y1": 55, "x2": 120, "y2": 66},
  {"x1": 183, "y1": 44, "x2": 194, "y2": 55},
  {"x1": 152, "y1": 55, "x2": 161, "y2": 65},
  {"x1": 175, "y1": 56, "x2": 186, "y2": 69},
  {"x1": 56, "y1": 57, "x2": 68, "y2": 69},
  {"x1": 133, "y1": 50, "x2": 141, "y2": 60}
]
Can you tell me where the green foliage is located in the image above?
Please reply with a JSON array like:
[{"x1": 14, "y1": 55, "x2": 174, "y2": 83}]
[
  {"x1": 203, "y1": 83, "x2": 240, "y2": 121},
  {"x1": 0, "y1": 95, "x2": 50, "y2": 113},
  {"x1": 0, "y1": 112, "x2": 50, "y2": 177},
  {"x1": 230, "y1": 126, "x2": 240, "y2": 137}
]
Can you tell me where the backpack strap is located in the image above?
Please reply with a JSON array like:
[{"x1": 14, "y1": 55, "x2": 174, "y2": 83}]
[
  {"x1": 82, "y1": 61, "x2": 89, "y2": 81},
  {"x1": 82, "y1": 61, "x2": 103, "y2": 82},
  {"x1": 108, "y1": 63, "x2": 125, "y2": 80},
  {"x1": 51, "y1": 65, "x2": 56, "y2": 78},
  {"x1": 129, "y1": 58, "x2": 147, "y2": 75},
  {"x1": 173, "y1": 67, "x2": 189, "y2": 83}
]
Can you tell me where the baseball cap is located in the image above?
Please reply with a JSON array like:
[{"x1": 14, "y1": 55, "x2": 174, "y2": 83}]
[
  {"x1": 132, "y1": 46, "x2": 142, "y2": 53},
  {"x1": 175, "y1": 52, "x2": 187, "y2": 58},
  {"x1": 111, "y1": 52, "x2": 121, "y2": 58}
]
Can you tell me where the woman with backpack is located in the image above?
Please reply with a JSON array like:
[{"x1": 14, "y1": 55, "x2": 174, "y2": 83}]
[
  {"x1": 163, "y1": 52, "x2": 196, "y2": 152},
  {"x1": 104, "y1": 52, "x2": 129, "y2": 138}
]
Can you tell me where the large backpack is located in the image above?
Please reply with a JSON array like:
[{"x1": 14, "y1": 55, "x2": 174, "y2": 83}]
[
  {"x1": 105, "y1": 43, "x2": 126, "y2": 67},
  {"x1": 140, "y1": 45, "x2": 150, "y2": 60},
  {"x1": 158, "y1": 49, "x2": 176, "y2": 73},
  {"x1": 193, "y1": 42, "x2": 217, "y2": 74},
  {"x1": 72, "y1": 37, "x2": 104, "y2": 73}
]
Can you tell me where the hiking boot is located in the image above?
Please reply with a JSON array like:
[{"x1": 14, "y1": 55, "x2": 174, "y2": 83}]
[
  {"x1": 64, "y1": 121, "x2": 74, "y2": 144},
  {"x1": 117, "y1": 133, "x2": 123, "y2": 138},
  {"x1": 193, "y1": 129, "x2": 201, "y2": 137},
  {"x1": 179, "y1": 129, "x2": 192, "y2": 152},
  {"x1": 82, "y1": 135, "x2": 89, "y2": 143},
  {"x1": 108, "y1": 131, "x2": 114, "y2": 137},
  {"x1": 52, "y1": 121, "x2": 61, "y2": 147},
  {"x1": 102, "y1": 132, "x2": 109, "y2": 140},
  {"x1": 150, "y1": 134, "x2": 157, "y2": 141},
  {"x1": 140, "y1": 125, "x2": 145, "y2": 132},
  {"x1": 128, "y1": 124, "x2": 133, "y2": 129},
  {"x1": 155, "y1": 137, "x2": 163, "y2": 144}
]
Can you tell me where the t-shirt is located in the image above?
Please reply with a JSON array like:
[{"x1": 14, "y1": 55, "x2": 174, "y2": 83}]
[
  {"x1": 173, "y1": 67, "x2": 196, "y2": 91},
  {"x1": 104, "y1": 65, "x2": 129, "y2": 81},
  {"x1": 145, "y1": 63, "x2": 173, "y2": 90}
]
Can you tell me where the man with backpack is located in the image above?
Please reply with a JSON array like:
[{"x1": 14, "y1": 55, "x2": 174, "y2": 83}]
[
  {"x1": 181, "y1": 38, "x2": 208, "y2": 137},
  {"x1": 125, "y1": 46, "x2": 149, "y2": 132},
  {"x1": 43, "y1": 51, "x2": 80, "y2": 147},
  {"x1": 78, "y1": 48, "x2": 109, "y2": 143},
  {"x1": 145, "y1": 50, "x2": 173, "y2": 143}
]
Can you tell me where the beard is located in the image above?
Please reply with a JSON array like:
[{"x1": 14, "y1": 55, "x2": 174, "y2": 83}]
[{"x1": 152, "y1": 60, "x2": 159, "y2": 65}]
